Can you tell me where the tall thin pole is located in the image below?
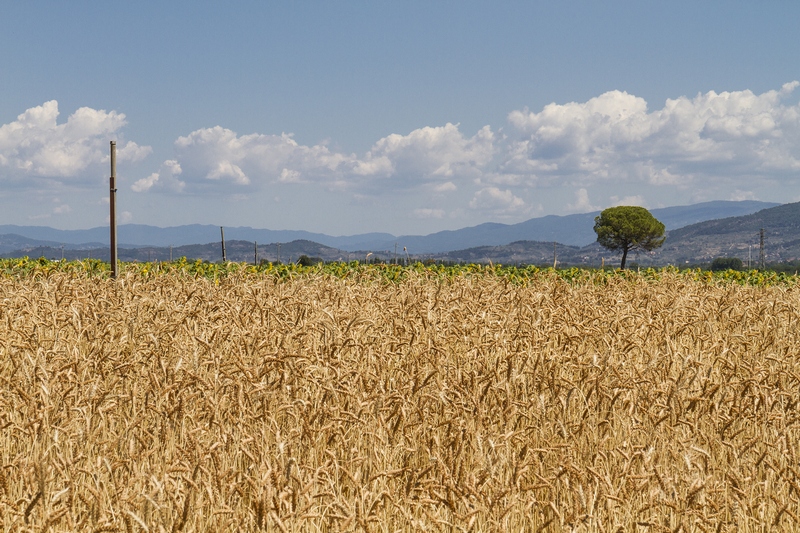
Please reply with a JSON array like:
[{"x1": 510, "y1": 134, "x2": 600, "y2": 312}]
[
  {"x1": 553, "y1": 242, "x2": 557, "y2": 269},
  {"x1": 759, "y1": 228, "x2": 765, "y2": 270},
  {"x1": 220, "y1": 227, "x2": 227, "y2": 262},
  {"x1": 109, "y1": 141, "x2": 118, "y2": 278},
  {"x1": 254, "y1": 241, "x2": 258, "y2": 264}
]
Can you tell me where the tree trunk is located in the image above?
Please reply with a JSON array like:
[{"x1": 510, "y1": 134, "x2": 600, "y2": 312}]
[{"x1": 620, "y1": 247, "x2": 629, "y2": 269}]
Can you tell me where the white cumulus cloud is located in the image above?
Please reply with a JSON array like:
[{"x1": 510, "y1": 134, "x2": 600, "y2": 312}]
[
  {"x1": 566, "y1": 188, "x2": 600, "y2": 213},
  {"x1": 171, "y1": 126, "x2": 360, "y2": 190},
  {"x1": 469, "y1": 187, "x2": 526, "y2": 217},
  {"x1": 145, "y1": 122, "x2": 496, "y2": 195},
  {"x1": 131, "y1": 160, "x2": 184, "y2": 193},
  {"x1": 433, "y1": 181, "x2": 457, "y2": 193},
  {"x1": 0, "y1": 100, "x2": 151, "y2": 184},
  {"x1": 363, "y1": 123, "x2": 495, "y2": 184},
  {"x1": 502, "y1": 81, "x2": 800, "y2": 189}
]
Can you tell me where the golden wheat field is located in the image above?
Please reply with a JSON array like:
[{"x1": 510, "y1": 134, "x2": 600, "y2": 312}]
[{"x1": 2, "y1": 266, "x2": 800, "y2": 532}]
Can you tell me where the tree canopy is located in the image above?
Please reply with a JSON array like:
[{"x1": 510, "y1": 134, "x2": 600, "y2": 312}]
[
  {"x1": 594, "y1": 206, "x2": 665, "y2": 269},
  {"x1": 710, "y1": 257, "x2": 744, "y2": 271}
]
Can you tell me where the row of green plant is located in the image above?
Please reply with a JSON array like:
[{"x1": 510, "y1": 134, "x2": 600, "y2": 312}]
[{"x1": 2, "y1": 256, "x2": 799, "y2": 286}]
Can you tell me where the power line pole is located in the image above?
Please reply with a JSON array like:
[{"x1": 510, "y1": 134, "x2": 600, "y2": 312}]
[
  {"x1": 254, "y1": 241, "x2": 258, "y2": 264},
  {"x1": 759, "y1": 228, "x2": 765, "y2": 270},
  {"x1": 220, "y1": 227, "x2": 227, "y2": 262},
  {"x1": 109, "y1": 141, "x2": 118, "y2": 279},
  {"x1": 553, "y1": 242, "x2": 557, "y2": 269}
]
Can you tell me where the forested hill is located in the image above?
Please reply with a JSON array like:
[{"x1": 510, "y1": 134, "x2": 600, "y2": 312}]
[
  {"x1": 650, "y1": 201, "x2": 800, "y2": 265},
  {"x1": 433, "y1": 202, "x2": 800, "y2": 267},
  {"x1": 667, "y1": 201, "x2": 800, "y2": 240}
]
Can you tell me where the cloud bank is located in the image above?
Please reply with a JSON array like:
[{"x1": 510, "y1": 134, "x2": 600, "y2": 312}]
[
  {"x1": 2, "y1": 82, "x2": 799, "y2": 221},
  {"x1": 504, "y1": 81, "x2": 800, "y2": 189},
  {"x1": 137, "y1": 81, "x2": 798, "y2": 218},
  {"x1": 129, "y1": 122, "x2": 496, "y2": 195}
]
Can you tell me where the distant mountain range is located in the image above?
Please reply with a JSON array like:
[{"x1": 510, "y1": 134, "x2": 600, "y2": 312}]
[
  {"x1": 436, "y1": 201, "x2": 800, "y2": 267},
  {"x1": 0, "y1": 200, "x2": 778, "y2": 257},
  {"x1": 4, "y1": 199, "x2": 800, "y2": 266}
]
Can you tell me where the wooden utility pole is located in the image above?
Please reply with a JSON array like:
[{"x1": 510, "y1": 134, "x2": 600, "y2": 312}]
[
  {"x1": 759, "y1": 228, "x2": 765, "y2": 270},
  {"x1": 254, "y1": 241, "x2": 258, "y2": 264},
  {"x1": 109, "y1": 141, "x2": 118, "y2": 279},
  {"x1": 553, "y1": 242, "x2": 557, "y2": 269},
  {"x1": 220, "y1": 227, "x2": 227, "y2": 262}
]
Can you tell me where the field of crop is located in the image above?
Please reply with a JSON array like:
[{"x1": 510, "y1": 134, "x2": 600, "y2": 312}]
[{"x1": 2, "y1": 260, "x2": 800, "y2": 531}]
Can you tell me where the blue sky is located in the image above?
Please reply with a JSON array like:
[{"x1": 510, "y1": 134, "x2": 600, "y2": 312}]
[{"x1": 1, "y1": 1, "x2": 799, "y2": 235}]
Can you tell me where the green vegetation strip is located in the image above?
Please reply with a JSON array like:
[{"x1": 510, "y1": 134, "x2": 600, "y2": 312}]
[{"x1": 2, "y1": 257, "x2": 798, "y2": 286}]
